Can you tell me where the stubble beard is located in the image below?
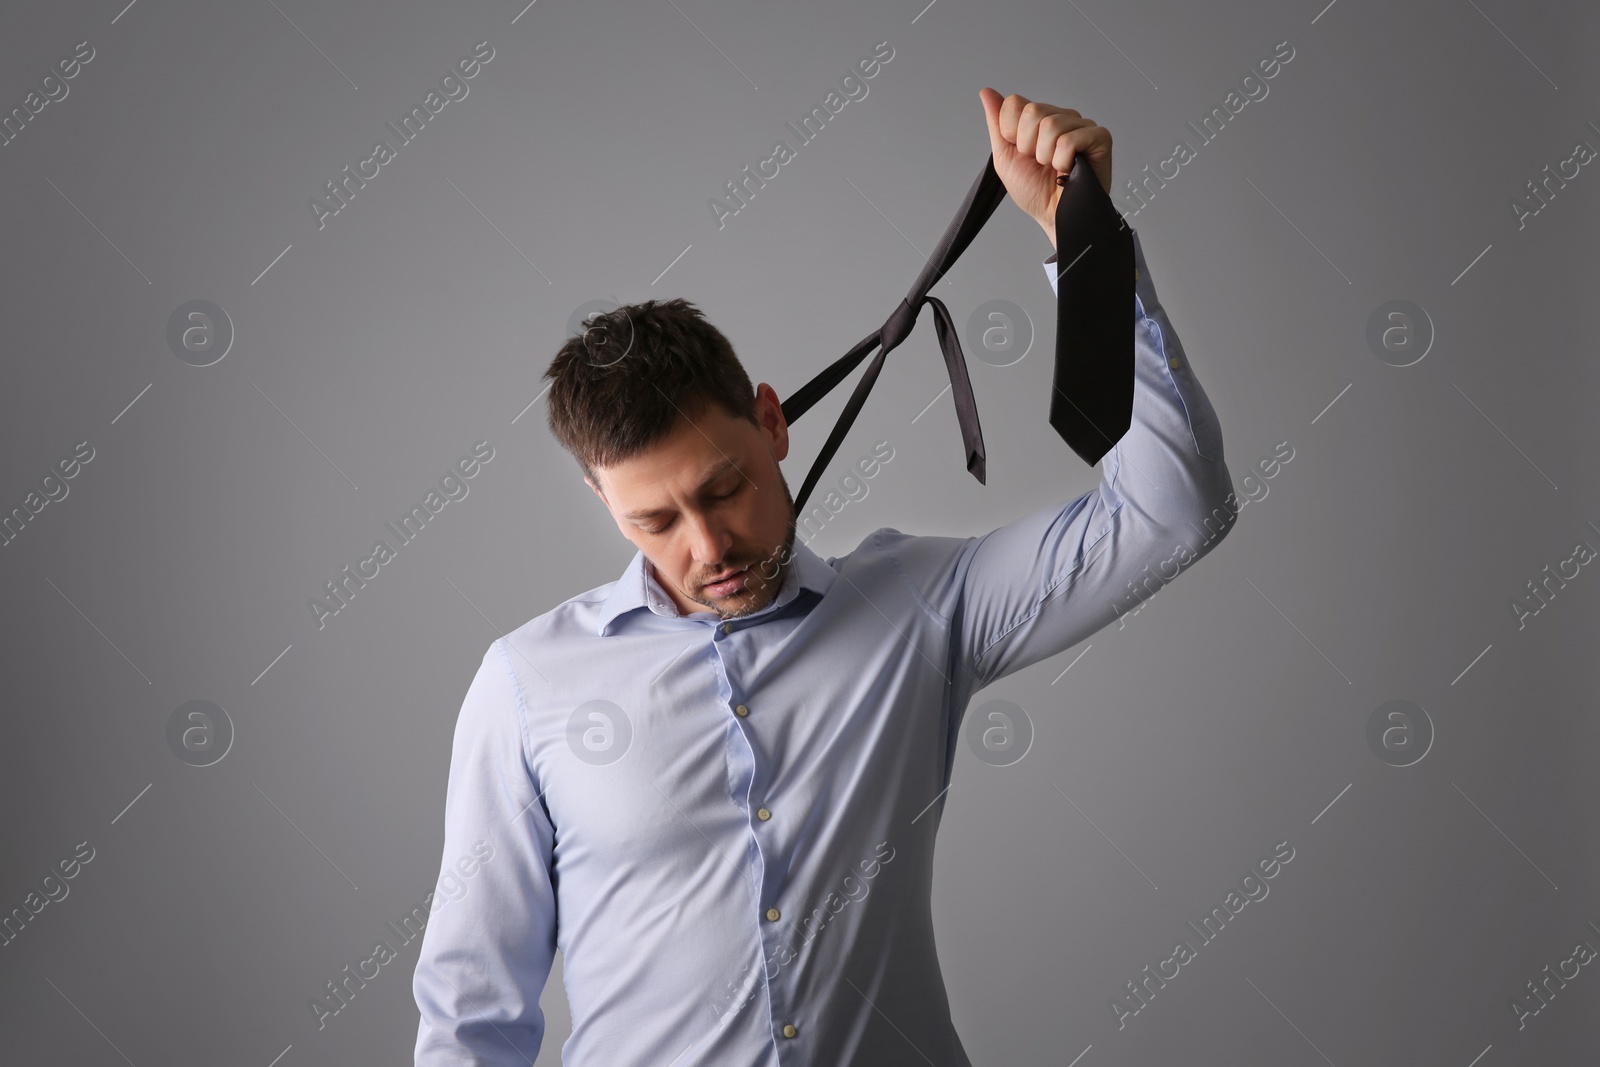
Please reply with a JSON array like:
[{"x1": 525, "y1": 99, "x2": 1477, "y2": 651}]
[{"x1": 692, "y1": 473, "x2": 799, "y2": 620}]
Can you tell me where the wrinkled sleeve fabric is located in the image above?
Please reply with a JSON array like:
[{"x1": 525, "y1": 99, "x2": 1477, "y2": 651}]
[
  {"x1": 927, "y1": 229, "x2": 1236, "y2": 707},
  {"x1": 414, "y1": 637, "x2": 559, "y2": 1066}
]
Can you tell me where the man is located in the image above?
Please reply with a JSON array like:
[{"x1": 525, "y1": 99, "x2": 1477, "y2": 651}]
[{"x1": 413, "y1": 89, "x2": 1234, "y2": 1065}]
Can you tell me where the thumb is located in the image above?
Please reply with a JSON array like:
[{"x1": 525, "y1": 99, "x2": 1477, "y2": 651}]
[{"x1": 979, "y1": 87, "x2": 1009, "y2": 162}]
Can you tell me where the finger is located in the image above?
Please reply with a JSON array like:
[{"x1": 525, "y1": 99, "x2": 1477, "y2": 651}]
[
  {"x1": 996, "y1": 92, "x2": 1032, "y2": 150},
  {"x1": 1014, "y1": 98, "x2": 1049, "y2": 161},
  {"x1": 1036, "y1": 113, "x2": 1094, "y2": 169},
  {"x1": 1017, "y1": 100, "x2": 1082, "y2": 164},
  {"x1": 1051, "y1": 124, "x2": 1110, "y2": 176},
  {"x1": 978, "y1": 87, "x2": 1009, "y2": 161}
]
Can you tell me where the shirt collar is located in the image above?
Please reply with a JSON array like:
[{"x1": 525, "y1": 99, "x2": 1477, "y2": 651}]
[{"x1": 596, "y1": 538, "x2": 837, "y2": 636}]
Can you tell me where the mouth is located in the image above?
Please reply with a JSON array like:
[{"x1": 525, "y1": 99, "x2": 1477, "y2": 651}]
[{"x1": 702, "y1": 566, "x2": 751, "y2": 597}]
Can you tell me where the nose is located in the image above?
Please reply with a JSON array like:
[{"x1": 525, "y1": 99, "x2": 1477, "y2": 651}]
[{"x1": 683, "y1": 508, "x2": 733, "y2": 570}]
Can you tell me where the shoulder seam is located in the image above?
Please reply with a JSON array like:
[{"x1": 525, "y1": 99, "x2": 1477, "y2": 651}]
[
  {"x1": 492, "y1": 636, "x2": 540, "y2": 786},
  {"x1": 873, "y1": 527, "x2": 951, "y2": 629},
  {"x1": 889, "y1": 546, "x2": 953, "y2": 630}
]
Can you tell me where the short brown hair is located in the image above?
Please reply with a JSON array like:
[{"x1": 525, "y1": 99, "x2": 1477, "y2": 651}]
[{"x1": 544, "y1": 298, "x2": 757, "y2": 485}]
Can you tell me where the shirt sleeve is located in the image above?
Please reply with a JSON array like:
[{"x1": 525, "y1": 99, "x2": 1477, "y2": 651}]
[
  {"x1": 939, "y1": 230, "x2": 1236, "y2": 700},
  {"x1": 413, "y1": 638, "x2": 559, "y2": 1065}
]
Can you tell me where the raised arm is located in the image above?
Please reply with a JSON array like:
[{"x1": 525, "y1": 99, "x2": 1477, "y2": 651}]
[
  {"x1": 938, "y1": 227, "x2": 1235, "y2": 700},
  {"x1": 871, "y1": 96, "x2": 1236, "y2": 705},
  {"x1": 413, "y1": 638, "x2": 559, "y2": 1065},
  {"x1": 871, "y1": 221, "x2": 1236, "y2": 708}
]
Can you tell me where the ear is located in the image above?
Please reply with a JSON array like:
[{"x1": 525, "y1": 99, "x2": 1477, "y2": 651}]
[{"x1": 754, "y1": 383, "x2": 790, "y2": 462}]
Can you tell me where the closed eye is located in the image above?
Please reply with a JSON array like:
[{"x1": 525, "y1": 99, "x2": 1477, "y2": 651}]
[{"x1": 637, "y1": 478, "x2": 743, "y2": 533}]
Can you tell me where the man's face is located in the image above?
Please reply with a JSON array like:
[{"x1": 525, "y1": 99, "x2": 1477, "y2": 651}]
[{"x1": 587, "y1": 383, "x2": 798, "y2": 620}]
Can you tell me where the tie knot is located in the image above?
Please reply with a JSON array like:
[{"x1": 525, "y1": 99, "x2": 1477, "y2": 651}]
[{"x1": 879, "y1": 296, "x2": 921, "y2": 355}]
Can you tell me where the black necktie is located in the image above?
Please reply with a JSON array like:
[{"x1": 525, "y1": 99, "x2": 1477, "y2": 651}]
[{"x1": 781, "y1": 152, "x2": 1135, "y2": 512}]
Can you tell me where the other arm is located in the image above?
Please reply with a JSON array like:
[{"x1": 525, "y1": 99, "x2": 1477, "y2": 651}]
[{"x1": 413, "y1": 638, "x2": 559, "y2": 1065}]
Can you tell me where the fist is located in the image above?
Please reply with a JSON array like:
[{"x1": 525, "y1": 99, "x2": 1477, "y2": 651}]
[{"x1": 979, "y1": 88, "x2": 1113, "y2": 248}]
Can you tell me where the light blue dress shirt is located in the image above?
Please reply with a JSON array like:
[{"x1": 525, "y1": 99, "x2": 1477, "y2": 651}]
[{"x1": 413, "y1": 227, "x2": 1235, "y2": 1066}]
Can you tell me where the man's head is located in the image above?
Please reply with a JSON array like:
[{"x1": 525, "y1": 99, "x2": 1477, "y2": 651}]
[{"x1": 544, "y1": 298, "x2": 798, "y2": 620}]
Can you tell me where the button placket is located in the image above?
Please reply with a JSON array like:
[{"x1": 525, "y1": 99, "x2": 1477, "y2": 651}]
[{"x1": 712, "y1": 617, "x2": 800, "y2": 1050}]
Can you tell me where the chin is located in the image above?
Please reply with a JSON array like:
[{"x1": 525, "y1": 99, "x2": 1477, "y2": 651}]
[
  {"x1": 704, "y1": 589, "x2": 763, "y2": 619},
  {"x1": 707, "y1": 576, "x2": 781, "y2": 619}
]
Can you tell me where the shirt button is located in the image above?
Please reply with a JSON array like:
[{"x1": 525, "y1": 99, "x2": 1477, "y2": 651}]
[
  {"x1": 735, "y1": 704, "x2": 750, "y2": 718},
  {"x1": 765, "y1": 907, "x2": 781, "y2": 922},
  {"x1": 721, "y1": 622, "x2": 732, "y2": 635},
  {"x1": 1168, "y1": 356, "x2": 1181, "y2": 369},
  {"x1": 756, "y1": 807, "x2": 772, "y2": 822},
  {"x1": 1134, "y1": 266, "x2": 1140, "y2": 282},
  {"x1": 781, "y1": 1023, "x2": 798, "y2": 1039}
]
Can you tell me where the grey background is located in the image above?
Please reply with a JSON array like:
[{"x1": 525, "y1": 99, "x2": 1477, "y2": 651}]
[{"x1": 2, "y1": 0, "x2": 1596, "y2": 1063}]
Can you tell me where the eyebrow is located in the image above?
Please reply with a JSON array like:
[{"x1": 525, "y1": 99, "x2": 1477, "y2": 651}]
[{"x1": 622, "y1": 457, "x2": 741, "y2": 521}]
